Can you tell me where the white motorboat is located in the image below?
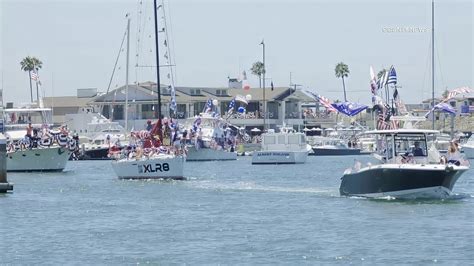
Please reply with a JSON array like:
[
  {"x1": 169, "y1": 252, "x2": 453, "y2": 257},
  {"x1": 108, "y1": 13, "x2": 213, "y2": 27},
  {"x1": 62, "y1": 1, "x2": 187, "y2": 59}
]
[
  {"x1": 65, "y1": 110, "x2": 128, "y2": 160},
  {"x1": 340, "y1": 129, "x2": 469, "y2": 199},
  {"x1": 252, "y1": 127, "x2": 311, "y2": 164},
  {"x1": 309, "y1": 136, "x2": 361, "y2": 156},
  {"x1": 462, "y1": 134, "x2": 474, "y2": 159},
  {"x1": 3, "y1": 107, "x2": 71, "y2": 172},
  {"x1": 112, "y1": 153, "x2": 185, "y2": 180},
  {"x1": 183, "y1": 113, "x2": 237, "y2": 161}
]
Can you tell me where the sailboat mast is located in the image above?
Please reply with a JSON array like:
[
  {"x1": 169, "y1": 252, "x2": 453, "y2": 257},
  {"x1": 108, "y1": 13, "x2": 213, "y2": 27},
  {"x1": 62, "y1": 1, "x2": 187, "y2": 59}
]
[
  {"x1": 154, "y1": 0, "x2": 163, "y2": 139},
  {"x1": 125, "y1": 15, "x2": 130, "y2": 132},
  {"x1": 431, "y1": 0, "x2": 435, "y2": 130}
]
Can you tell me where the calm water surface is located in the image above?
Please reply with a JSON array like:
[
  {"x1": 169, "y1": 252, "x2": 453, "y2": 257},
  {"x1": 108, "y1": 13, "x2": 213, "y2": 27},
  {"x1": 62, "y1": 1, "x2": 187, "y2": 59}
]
[{"x1": 1, "y1": 156, "x2": 473, "y2": 264}]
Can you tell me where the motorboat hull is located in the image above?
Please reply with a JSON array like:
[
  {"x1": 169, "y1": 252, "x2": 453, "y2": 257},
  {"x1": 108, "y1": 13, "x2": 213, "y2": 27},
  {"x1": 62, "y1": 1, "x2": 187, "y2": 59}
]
[
  {"x1": 111, "y1": 155, "x2": 185, "y2": 180},
  {"x1": 252, "y1": 150, "x2": 308, "y2": 164},
  {"x1": 186, "y1": 146, "x2": 237, "y2": 161},
  {"x1": 7, "y1": 147, "x2": 71, "y2": 172},
  {"x1": 78, "y1": 147, "x2": 112, "y2": 160},
  {"x1": 311, "y1": 147, "x2": 361, "y2": 156},
  {"x1": 339, "y1": 164, "x2": 468, "y2": 199}
]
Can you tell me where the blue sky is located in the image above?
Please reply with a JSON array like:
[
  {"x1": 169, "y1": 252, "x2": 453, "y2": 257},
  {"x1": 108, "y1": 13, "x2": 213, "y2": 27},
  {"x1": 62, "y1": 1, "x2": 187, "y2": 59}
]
[{"x1": 1, "y1": 0, "x2": 472, "y2": 105}]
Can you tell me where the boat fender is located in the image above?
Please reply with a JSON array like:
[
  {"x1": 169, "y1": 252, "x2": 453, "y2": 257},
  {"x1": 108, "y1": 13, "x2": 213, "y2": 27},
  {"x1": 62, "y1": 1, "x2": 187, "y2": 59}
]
[
  {"x1": 68, "y1": 139, "x2": 77, "y2": 151},
  {"x1": 58, "y1": 134, "x2": 69, "y2": 147}
]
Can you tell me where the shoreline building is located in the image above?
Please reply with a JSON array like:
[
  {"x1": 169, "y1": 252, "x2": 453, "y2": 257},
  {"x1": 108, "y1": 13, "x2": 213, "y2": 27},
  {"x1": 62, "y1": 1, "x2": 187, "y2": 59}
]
[{"x1": 89, "y1": 81, "x2": 338, "y2": 131}]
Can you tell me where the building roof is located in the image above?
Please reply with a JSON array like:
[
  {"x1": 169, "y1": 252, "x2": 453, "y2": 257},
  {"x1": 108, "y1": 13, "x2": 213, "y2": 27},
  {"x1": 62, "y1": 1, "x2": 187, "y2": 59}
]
[
  {"x1": 91, "y1": 82, "x2": 312, "y2": 104},
  {"x1": 42, "y1": 96, "x2": 94, "y2": 108}
]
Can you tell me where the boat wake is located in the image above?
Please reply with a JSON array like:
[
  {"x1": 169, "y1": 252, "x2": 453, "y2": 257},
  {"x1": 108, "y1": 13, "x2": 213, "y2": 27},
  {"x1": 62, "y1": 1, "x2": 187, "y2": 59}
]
[{"x1": 186, "y1": 180, "x2": 337, "y2": 197}]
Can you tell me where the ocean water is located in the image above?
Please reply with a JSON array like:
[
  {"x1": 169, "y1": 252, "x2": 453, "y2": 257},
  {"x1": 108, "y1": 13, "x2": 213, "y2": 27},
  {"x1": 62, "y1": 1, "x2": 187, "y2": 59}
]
[{"x1": 1, "y1": 156, "x2": 473, "y2": 264}]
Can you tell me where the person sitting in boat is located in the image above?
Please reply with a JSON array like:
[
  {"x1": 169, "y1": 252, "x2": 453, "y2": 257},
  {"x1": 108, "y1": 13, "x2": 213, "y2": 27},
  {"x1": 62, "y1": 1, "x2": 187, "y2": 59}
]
[
  {"x1": 60, "y1": 125, "x2": 69, "y2": 135},
  {"x1": 145, "y1": 120, "x2": 153, "y2": 131},
  {"x1": 412, "y1": 142, "x2": 424, "y2": 156},
  {"x1": 447, "y1": 142, "x2": 462, "y2": 166}
]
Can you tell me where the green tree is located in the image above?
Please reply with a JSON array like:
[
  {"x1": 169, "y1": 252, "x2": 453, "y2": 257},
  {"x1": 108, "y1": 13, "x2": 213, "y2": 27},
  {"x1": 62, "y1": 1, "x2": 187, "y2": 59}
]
[
  {"x1": 442, "y1": 89, "x2": 449, "y2": 99},
  {"x1": 377, "y1": 68, "x2": 387, "y2": 79},
  {"x1": 20, "y1": 56, "x2": 43, "y2": 102},
  {"x1": 250, "y1": 61, "x2": 265, "y2": 88},
  {"x1": 334, "y1": 62, "x2": 349, "y2": 102}
]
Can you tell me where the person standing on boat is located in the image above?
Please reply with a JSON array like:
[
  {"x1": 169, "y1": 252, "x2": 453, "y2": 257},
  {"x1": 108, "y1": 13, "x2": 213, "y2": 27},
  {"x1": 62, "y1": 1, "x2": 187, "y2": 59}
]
[{"x1": 145, "y1": 120, "x2": 153, "y2": 131}]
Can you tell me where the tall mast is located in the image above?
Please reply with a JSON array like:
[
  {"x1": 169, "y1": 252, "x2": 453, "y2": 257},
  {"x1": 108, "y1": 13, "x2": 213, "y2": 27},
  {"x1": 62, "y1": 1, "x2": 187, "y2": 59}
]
[
  {"x1": 125, "y1": 15, "x2": 131, "y2": 132},
  {"x1": 261, "y1": 40, "x2": 266, "y2": 131},
  {"x1": 154, "y1": 0, "x2": 163, "y2": 140},
  {"x1": 431, "y1": 0, "x2": 435, "y2": 130}
]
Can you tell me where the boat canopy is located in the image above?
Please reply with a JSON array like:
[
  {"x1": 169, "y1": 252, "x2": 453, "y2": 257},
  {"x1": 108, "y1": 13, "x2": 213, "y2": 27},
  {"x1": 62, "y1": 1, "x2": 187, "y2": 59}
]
[
  {"x1": 4, "y1": 108, "x2": 52, "y2": 113},
  {"x1": 364, "y1": 129, "x2": 440, "y2": 135}
]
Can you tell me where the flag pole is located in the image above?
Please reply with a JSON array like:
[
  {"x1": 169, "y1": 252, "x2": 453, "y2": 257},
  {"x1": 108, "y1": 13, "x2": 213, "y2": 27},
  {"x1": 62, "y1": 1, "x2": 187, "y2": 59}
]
[{"x1": 261, "y1": 39, "x2": 266, "y2": 132}]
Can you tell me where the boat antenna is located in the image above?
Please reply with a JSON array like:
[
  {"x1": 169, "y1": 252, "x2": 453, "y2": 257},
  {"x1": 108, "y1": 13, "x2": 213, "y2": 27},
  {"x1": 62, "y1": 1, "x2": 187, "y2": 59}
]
[
  {"x1": 153, "y1": 0, "x2": 163, "y2": 140},
  {"x1": 431, "y1": 0, "x2": 435, "y2": 130}
]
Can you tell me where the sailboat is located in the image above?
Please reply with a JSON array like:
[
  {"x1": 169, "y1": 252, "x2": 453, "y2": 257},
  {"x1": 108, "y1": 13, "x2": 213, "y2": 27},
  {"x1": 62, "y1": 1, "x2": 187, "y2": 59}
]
[{"x1": 111, "y1": 0, "x2": 185, "y2": 180}]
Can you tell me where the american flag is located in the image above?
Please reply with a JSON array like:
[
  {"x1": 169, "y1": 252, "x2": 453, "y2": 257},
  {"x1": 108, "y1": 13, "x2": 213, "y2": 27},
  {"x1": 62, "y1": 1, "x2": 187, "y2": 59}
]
[
  {"x1": 317, "y1": 94, "x2": 337, "y2": 112},
  {"x1": 446, "y1": 86, "x2": 471, "y2": 100},
  {"x1": 377, "y1": 104, "x2": 398, "y2": 130},
  {"x1": 31, "y1": 71, "x2": 39, "y2": 81}
]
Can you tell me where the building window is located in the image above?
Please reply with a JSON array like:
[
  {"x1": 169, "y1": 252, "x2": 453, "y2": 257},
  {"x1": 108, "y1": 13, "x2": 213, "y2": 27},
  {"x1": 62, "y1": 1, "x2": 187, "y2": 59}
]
[{"x1": 113, "y1": 105, "x2": 124, "y2": 120}]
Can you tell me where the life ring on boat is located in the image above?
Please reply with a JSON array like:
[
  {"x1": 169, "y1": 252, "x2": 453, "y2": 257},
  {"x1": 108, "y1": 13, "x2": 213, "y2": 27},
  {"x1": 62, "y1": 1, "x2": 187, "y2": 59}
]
[{"x1": 242, "y1": 134, "x2": 250, "y2": 142}]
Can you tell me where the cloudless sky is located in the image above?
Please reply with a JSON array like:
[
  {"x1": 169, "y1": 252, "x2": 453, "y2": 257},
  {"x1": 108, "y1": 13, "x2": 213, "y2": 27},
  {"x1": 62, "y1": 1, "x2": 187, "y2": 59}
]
[{"x1": 1, "y1": 0, "x2": 472, "y2": 105}]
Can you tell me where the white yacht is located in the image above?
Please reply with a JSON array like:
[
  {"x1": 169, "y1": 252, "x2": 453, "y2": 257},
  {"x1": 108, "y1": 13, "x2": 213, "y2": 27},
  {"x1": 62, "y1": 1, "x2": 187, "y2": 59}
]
[
  {"x1": 183, "y1": 113, "x2": 237, "y2": 161},
  {"x1": 65, "y1": 109, "x2": 128, "y2": 160},
  {"x1": 252, "y1": 127, "x2": 311, "y2": 164},
  {"x1": 340, "y1": 129, "x2": 469, "y2": 199},
  {"x1": 462, "y1": 134, "x2": 474, "y2": 159},
  {"x1": 3, "y1": 107, "x2": 71, "y2": 171}
]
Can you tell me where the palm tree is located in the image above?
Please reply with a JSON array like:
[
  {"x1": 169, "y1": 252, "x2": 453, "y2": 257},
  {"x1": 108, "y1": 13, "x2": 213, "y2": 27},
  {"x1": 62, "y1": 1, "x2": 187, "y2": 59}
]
[
  {"x1": 20, "y1": 56, "x2": 43, "y2": 102},
  {"x1": 442, "y1": 89, "x2": 449, "y2": 99},
  {"x1": 377, "y1": 68, "x2": 387, "y2": 79},
  {"x1": 250, "y1": 61, "x2": 265, "y2": 88},
  {"x1": 334, "y1": 62, "x2": 349, "y2": 102}
]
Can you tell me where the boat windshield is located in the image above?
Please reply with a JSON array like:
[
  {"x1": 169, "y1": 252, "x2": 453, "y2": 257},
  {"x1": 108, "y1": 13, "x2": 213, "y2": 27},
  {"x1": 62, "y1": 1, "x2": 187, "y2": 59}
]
[
  {"x1": 394, "y1": 134, "x2": 427, "y2": 157},
  {"x1": 3, "y1": 109, "x2": 52, "y2": 128}
]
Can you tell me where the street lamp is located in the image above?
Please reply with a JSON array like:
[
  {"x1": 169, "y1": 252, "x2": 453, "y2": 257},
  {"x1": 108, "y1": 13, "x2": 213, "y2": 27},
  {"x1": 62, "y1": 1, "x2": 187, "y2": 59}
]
[{"x1": 260, "y1": 39, "x2": 266, "y2": 131}]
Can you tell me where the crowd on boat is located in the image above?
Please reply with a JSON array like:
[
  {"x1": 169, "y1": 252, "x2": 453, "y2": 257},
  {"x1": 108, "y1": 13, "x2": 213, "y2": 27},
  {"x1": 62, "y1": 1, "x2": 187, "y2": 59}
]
[
  {"x1": 6, "y1": 123, "x2": 79, "y2": 154},
  {"x1": 107, "y1": 116, "x2": 240, "y2": 160}
]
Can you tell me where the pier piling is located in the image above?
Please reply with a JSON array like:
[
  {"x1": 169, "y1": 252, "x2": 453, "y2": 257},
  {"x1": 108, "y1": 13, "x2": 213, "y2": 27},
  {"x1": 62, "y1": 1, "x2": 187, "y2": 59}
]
[{"x1": 0, "y1": 133, "x2": 13, "y2": 192}]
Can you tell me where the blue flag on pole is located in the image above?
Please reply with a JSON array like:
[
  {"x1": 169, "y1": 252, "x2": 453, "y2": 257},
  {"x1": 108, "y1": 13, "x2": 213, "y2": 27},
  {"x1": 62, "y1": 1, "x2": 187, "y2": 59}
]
[
  {"x1": 433, "y1": 103, "x2": 456, "y2": 115},
  {"x1": 331, "y1": 102, "x2": 368, "y2": 117},
  {"x1": 228, "y1": 98, "x2": 236, "y2": 113},
  {"x1": 387, "y1": 66, "x2": 397, "y2": 85}
]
